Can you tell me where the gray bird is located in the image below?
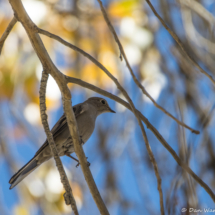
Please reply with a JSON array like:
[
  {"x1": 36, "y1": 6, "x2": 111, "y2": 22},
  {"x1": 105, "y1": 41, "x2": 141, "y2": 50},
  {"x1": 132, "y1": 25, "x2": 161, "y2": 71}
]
[{"x1": 9, "y1": 97, "x2": 115, "y2": 189}]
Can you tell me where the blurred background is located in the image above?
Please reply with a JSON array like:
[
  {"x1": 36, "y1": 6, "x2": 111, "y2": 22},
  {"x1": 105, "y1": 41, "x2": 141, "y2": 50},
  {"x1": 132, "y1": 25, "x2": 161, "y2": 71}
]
[{"x1": 0, "y1": 0, "x2": 215, "y2": 214}]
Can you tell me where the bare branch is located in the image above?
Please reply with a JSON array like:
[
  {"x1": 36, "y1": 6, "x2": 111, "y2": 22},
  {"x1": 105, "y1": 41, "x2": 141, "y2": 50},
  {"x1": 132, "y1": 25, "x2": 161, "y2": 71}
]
[
  {"x1": 8, "y1": 0, "x2": 110, "y2": 214},
  {"x1": 37, "y1": 27, "x2": 199, "y2": 134},
  {"x1": 96, "y1": 0, "x2": 198, "y2": 135},
  {"x1": 39, "y1": 70, "x2": 79, "y2": 214},
  {"x1": 0, "y1": 17, "x2": 17, "y2": 55},
  {"x1": 145, "y1": 0, "x2": 215, "y2": 85},
  {"x1": 62, "y1": 96, "x2": 110, "y2": 215},
  {"x1": 66, "y1": 76, "x2": 215, "y2": 203},
  {"x1": 97, "y1": 0, "x2": 164, "y2": 213}
]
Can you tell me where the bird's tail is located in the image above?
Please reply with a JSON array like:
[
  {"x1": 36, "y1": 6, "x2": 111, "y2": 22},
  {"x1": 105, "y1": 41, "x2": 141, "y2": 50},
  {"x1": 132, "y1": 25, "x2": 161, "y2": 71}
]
[{"x1": 9, "y1": 156, "x2": 39, "y2": 189}]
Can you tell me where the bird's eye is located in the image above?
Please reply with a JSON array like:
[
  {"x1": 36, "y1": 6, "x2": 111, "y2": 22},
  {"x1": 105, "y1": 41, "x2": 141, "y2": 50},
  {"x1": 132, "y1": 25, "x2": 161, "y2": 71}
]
[{"x1": 101, "y1": 100, "x2": 106, "y2": 105}]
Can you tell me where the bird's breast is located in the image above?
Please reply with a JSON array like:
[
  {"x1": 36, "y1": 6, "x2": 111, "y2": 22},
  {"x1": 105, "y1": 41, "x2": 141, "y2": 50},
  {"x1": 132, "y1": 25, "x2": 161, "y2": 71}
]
[{"x1": 77, "y1": 112, "x2": 96, "y2": 143}]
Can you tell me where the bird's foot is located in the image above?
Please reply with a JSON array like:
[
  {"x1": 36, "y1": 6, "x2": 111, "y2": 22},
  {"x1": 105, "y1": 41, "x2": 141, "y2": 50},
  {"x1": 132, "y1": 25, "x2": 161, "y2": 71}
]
[
  {"x1": 66, "y1": 154, "x2": 90, "y2": 168},
  {"x1": 75, "y1": 157, "x2": 90, "y2": 168},
  {"x1": 86, "y1": 157, "x2": 91, "y2": 167},
  {"x1": 66, "y1": 154, "x2": 80, "y2": 167},
  {"x1": 76, "y1": 161, "x2": 80, "y2": 168},
  {"x1": 80, "y1": 136, "x2": 84, "y2": 145}
]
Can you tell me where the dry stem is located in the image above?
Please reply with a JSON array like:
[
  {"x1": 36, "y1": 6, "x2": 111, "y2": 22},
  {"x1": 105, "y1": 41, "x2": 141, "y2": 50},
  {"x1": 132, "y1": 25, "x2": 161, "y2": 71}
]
[{"x1": 39, "y1": 71, "x2": 79, "y2": 214}]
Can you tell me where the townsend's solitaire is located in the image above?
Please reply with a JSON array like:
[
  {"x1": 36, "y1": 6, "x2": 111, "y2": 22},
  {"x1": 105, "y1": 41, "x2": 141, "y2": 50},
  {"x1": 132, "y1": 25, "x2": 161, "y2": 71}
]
[{"x1": 9, "y1": 97, "x2": 115, "y2": 189}]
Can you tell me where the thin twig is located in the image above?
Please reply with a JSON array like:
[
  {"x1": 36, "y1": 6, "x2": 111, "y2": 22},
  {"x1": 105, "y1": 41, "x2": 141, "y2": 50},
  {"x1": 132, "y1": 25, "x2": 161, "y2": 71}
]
[
  {"x1": 145, "y1": 0, "x2": 215, "y2": 85},
  {"x1": 39, "y1": 71, "x2": 79, "y2": 214},
  {"x1": 37, "y1": 27, "x2": 199, "y2": 135},
  {"x1": 97, "y1": 0, "x2": 199, "y2": 135},
  {"x1": 0, "y1": 17, "x2": 17, "y2": 55},
  {"x1": 66, "y1": 76, "x2": 215, "y2": 203},
  {"x1": 97, "y1": 0, "x2": 165, "y2": 213}
]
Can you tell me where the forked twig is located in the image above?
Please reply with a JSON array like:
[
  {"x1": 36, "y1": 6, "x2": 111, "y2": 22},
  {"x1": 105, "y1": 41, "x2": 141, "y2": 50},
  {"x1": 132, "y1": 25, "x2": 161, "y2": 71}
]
[
  {"x1": 37, "y1": 27, "x2": 199, "y2": 134},
  {"x1": 97, "y1": 0, "x2": 199, "y2": 135},
  {"x1": 66, "y1": 76, "x2": 215, "y2": 203}
]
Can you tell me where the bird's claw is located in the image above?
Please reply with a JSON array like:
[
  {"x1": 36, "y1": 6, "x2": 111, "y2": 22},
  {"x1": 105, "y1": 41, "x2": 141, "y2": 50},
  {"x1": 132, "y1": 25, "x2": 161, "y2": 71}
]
[
  {"x1": 80, "y1": 136, "x2": 84, "y2": 145},
  {"x1": 86, "y1": 157, "x2": 90, "y2": 166},
  {"x1": 75, "y1": 157, "x2": 90, "y2": 168}
]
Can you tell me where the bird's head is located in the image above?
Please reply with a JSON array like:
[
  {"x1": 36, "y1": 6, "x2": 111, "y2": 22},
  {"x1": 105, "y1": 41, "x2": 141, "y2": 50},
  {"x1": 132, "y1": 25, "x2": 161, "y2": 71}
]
[{"x1": 87, "y1": 97, "x2": 115, "y2": 115}]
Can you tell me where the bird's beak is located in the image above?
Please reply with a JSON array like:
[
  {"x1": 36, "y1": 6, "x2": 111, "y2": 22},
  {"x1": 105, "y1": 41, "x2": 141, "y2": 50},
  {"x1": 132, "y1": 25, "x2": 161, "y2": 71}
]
[{"x1": 108, "y1": 107, "x2": 116, "y2": 113}]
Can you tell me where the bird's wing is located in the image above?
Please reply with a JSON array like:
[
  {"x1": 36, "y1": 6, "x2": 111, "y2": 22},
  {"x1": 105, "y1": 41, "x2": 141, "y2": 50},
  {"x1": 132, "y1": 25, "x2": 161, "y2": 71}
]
[
  {"x1": 51, "y1": 103, "x2": 85, "y2": 139},
  {"x1": 35, "y1": 103, "x2": 86, "y2": 156}
]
